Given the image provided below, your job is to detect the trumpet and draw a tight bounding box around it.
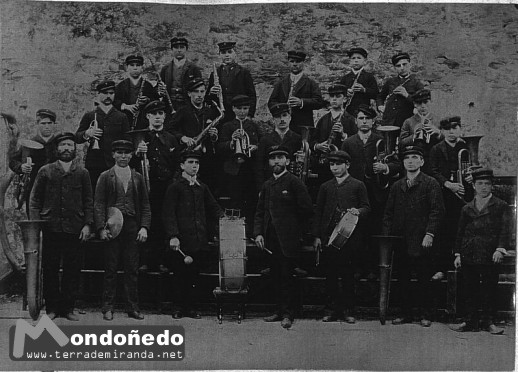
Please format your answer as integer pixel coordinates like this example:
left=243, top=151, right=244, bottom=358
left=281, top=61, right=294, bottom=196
left=89, top=113, right=100, bottom=150
left=454, top=135, right=483, bottom=202
left=233, top=120, right=252, bottom=164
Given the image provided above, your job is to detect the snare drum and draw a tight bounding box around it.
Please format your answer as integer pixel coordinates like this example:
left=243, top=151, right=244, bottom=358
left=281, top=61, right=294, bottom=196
left=328, top=211, right=359, bottom=250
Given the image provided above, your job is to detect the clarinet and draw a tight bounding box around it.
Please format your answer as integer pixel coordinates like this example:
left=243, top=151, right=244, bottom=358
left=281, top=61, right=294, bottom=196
left=131, top=78, right=146, bottom=131
left=343, top=69, right=362, bottom=112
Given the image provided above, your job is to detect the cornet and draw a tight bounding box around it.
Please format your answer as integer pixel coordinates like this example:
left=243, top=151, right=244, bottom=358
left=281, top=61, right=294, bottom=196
left=233, top=120, right=252, bottom=164
left=89, top=113, right=100, bottom=149
left=414, top=117, right=435, bottom=144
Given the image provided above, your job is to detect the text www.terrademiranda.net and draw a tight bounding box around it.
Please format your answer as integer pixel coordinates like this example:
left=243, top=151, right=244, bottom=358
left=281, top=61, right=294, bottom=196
left=24, top=349, right=183, bottom=360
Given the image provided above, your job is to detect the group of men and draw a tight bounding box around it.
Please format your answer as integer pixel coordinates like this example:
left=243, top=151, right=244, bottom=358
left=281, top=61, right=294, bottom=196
left=10, top=39, right=512, bottom=334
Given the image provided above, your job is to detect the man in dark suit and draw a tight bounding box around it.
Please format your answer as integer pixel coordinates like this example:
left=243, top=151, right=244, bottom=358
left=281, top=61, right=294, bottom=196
left=76, top=80, right=131, bottom=190
left=207, top=41, right=257, bottom=122
left=160, top=37, right=203, bottom=110
left=114, top=55, right=161, bottom=130
left=339, top=47, right=379, bottom=116
left=377, top=52, right=425, bottom=128
left=254, top=145, right=313, bottom=329
left=312, top=150, right=370, bottom=323
left=95, top=140, right=151, bottom=321
left=255, top=103, right=302, bottom=191
left=382, top=145, right=445, bottom=327
left=29, top=133, right=93, bottom=321
left=268, top=50, right=325, bottom=134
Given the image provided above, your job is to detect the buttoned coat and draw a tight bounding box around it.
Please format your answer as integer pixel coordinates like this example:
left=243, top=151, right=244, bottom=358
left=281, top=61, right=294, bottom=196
left=113, top=78, right=160, bottom=130
left=268, top=74, right=325, bottom=133
left=160, top=59, right=203, bottom=99
left=339, top=70, right=379, bottom=115
left=312, top=176, right=370, bottom=249
left=30, top=161, right=94, bottom=234
left=254, top=171, right=313, bottom=257
left=455, top=196, right=512, bottom=265
left=382, top=171, right=445, bottom=257
left=162, top=177, right=223, bottom=254
left=94, top=167, right=151, bottom=231
left=309, top=111, right=357, bottom=153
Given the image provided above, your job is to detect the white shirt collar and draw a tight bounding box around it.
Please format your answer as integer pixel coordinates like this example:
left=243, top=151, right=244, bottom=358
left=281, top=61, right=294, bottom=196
left=475, top=193, right=492, bottom=210
left=407, top=170, right=420, bottom=182
left=336, top=173, right=349, bottom=184
left=290, top=72, right=303, bottom=84
left=58, top=160, right=72, bottom=172
left=182, top=171, right=200, bottom=186
left=273, top=169, right=288, bottom=180
left=174, top=58, right=186, bottom=67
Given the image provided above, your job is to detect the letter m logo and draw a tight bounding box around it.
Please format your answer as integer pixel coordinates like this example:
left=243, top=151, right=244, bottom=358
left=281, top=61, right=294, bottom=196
left=12, top=314, right=69, bottom=358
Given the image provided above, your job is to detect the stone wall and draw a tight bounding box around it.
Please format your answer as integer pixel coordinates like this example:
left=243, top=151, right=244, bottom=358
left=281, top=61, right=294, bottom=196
left=1, top=1, right=517, bottom=174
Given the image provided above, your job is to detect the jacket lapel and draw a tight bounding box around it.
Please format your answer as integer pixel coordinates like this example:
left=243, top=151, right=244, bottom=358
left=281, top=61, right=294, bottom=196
left=292, top=74, right=307, bottom=97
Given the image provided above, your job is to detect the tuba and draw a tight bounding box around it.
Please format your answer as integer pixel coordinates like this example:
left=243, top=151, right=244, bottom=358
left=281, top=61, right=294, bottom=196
left=14, top=139, right=44, bottom=210
left=291, top=126, right=318, bottom=183
left=17, top=220, right=46, bottom=320
left=372, top=126, right=400, bottom=189
left=233, top=119, right=252, bottom=164
left=455, top=135, right=483, bottom=202
left=127, top=129, right=150, bottom=192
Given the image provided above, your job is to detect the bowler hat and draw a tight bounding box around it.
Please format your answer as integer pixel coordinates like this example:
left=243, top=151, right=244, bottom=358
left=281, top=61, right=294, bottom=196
left=111, top=140, right=134, bottom=152
left=36, top=108, right=57, bottom=122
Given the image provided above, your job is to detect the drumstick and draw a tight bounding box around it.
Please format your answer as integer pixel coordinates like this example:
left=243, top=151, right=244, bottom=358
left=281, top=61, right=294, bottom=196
left=177, top=247, right=194, bottom=265
left=263, top=247, right=273, bottom=255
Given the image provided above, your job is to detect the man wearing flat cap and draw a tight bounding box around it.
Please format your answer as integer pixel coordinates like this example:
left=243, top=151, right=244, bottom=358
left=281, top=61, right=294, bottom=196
left=254, top=145, right=313, bottom=329
left=207, top=41, right=257, bottom=122
left=114, top=55, right=162, bottom=130
left=268, top=50, right=325, bottom=134
left=131, top=100, right=180, bottom=272
left=339, top=47, right=379, bottom=116
left=382, top=145, right=444, bottom=327
left=76, top=80, right=131, bottom=191
left=160, top=37, right=202, bottom=110
left=94, top=139, right=151, bottom=321
left=377, top=52, right=425, bottom=128
left=312, top=150, right=370, bottom=323
left=449, top=168, right=512, bottom=335
left=10, top=108, right=59, bottom=213
left=255, top=102, right=302, bottom=190
left=30, top=132, right=93, bottom=321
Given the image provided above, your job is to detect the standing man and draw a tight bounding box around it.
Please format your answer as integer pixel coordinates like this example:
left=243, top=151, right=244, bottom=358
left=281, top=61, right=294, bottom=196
left=268, top=50, right=325, bottom=134
left=29, top=133, right=93, bottom=321
left=312, top=150, right=370, bottom=323
left=160, top=37, right=203, bottom=111
left=163, top=150, right=223, bottom=319
left=382, top=146, right=445, bottom=327
left=255, top=103, right=301, bottom=190
left=95, top=140, right=151, bottom=321
left=377, top=52, right=425, bottom=128
left=254, top=145, right=313, bottom=329
left=207, top=41, right=257, bottom=122
left=76, top=80, right=131, bottom=190
left=450, top=168, right=511, bottom=335
left=10, top=109, right=59, bottom=213
left=339, top=47, right=379, bottom=116
left=114, top=55, right=161, bottom=130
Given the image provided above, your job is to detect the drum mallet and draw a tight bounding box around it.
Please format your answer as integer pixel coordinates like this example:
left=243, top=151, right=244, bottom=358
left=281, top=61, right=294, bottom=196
left=177, top=248, right=194, bottom=265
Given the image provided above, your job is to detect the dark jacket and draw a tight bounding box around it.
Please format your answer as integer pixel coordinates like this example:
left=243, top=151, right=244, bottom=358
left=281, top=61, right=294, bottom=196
left=162, top=177, right=223, bottom=254
left=29, top=161, right=93, bottom=234
left=160, top=59, right=202, bottom=101
left=268, top=74, right=325, bottom=133
left=377, top=74, right=424, bottom=128
left=382, top=171, right=445, bottom=257
left=309, top=111, right=357, bottom=154
left=207, top=63, right=257, bottom=117
left=113, top=78, right=160, bottom=130
left=339, top=69, right=379, bottom=115
left=167, top=102, right=219, bottom=144
left=455, top=196, right=512, bottom=265
left=254, top=171, right=313, bottom=257
left=75, top=107, right=131, bottom=169
left=312, top=176, right=370, bottom=249
left=94, top=167, right=151, bottom=231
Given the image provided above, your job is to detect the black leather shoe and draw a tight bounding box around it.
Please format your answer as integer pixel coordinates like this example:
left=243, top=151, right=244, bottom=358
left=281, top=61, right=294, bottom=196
left=449, top=322, right=479, bottom=332
left=184, top=310, right=201, bottom=319
left=281, top=317, right=292, bottom=329
left=103, top=311, right=113, bottom=321
left=322, top=314, right=338, bottom=322
left=344, top=316, right=356, bottom=324
left=128, top=311, right=144, bottom=320
left=392, top=317, right=411, bottom=325
left=172, top=311, right=183, bottom=319
left=263, top=313, right=282, bottom=322
left=487, top=324, right=504, bottom=335
left=293, top=267, right=308, bottom=278
left=66, top=312, right=80, bottom=321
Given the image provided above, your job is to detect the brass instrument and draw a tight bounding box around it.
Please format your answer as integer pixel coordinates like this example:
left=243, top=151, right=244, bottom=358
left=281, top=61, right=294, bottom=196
left=190, top=101, right=225, bottom=152
left=372, top=126, right=400, bottom=189
left=127, top=129, right=150, bottom=192
left=213, top=63, right=225, bottom=115
left=131, top=77, right=147, bottom=131
left=414, top=116, right=435, bottom=144
left=16, top=219, right=46, bottom=320
left=291, top=126, right=318, bottom=183
left=14, top=139, right=44, bottom=210
left=89, top=113, right=100, bottom=150
left=454, top=135, right=483, bottom=202
left=383, top=76, right=411, bottom=107
left=233, top=119, right=252, bottom=164
left=343, top=69, right=362, bottom=112
left=318, top=113, right=342, bottom=165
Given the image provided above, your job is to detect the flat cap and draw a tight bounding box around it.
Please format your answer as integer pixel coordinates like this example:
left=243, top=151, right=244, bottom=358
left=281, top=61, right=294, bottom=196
left=327, top=150, right=351, bottom=163
left=411, top=89, right=431, bottom=103
left=269, top=102, right=290, bottom=117
left=96, top=80, right=116, bottom=93
left=170, top=37, right=188, bottom=48
left=439, top=116, right=462, bottom=129
left=54, top=132, right=76, bottom=145
left=471, top=167, right=493, bottom=181
left=401, top=145, right=424, bottom=157
left=268, top=145, right=290, bottom=157
left=355, top=104, right=377, bottom=119
left=186, top=77, right=205, bottom=92
left=111, top=139, right=134, bottom=152
left=36, top=108, right=57, bottom=122
left=392, top=52, right=411, bottom=65
left=218, top=41, right=236, bottom=52
left=287, top=50, right=306, bottom=62
left=144, top=100, right=166, bottom=114
left=328, top=84, right=347, bottom=95
left=180, top=149, right=202, bottom=161
left=231, top=94, right=251, bottom=107
left=125, top=55, right=144, bottom=65
left=347, top=47, right=368, bottom=58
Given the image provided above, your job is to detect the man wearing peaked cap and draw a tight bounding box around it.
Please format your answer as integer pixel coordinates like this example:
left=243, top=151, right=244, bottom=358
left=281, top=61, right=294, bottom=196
left=76, top=78, right=131, bottom=190
left=340, top=47, right=379, bottom=116
left=451, top=166, right=511, bottom=335
left=160, top=35, right=202, bottom=110
left=208, top=40, right=257, bottom=122
left=9, top=108, right=59, bottom=214
left=95, top=132, right=151, bottom=321
left=269, top=48, right=325, bottom=134
left=382, top=141, right=445, bottom=327
left=29, top=130, right=93, bottom=321
left=114, top=54, right=161, bottom=130
left=377, top=52, right=425, bottom=128
left=268, top=145, right=290, bottom=157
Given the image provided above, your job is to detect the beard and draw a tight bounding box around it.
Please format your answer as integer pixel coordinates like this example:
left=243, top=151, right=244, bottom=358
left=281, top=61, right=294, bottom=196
left=57, top=149, right=76, bottom=162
